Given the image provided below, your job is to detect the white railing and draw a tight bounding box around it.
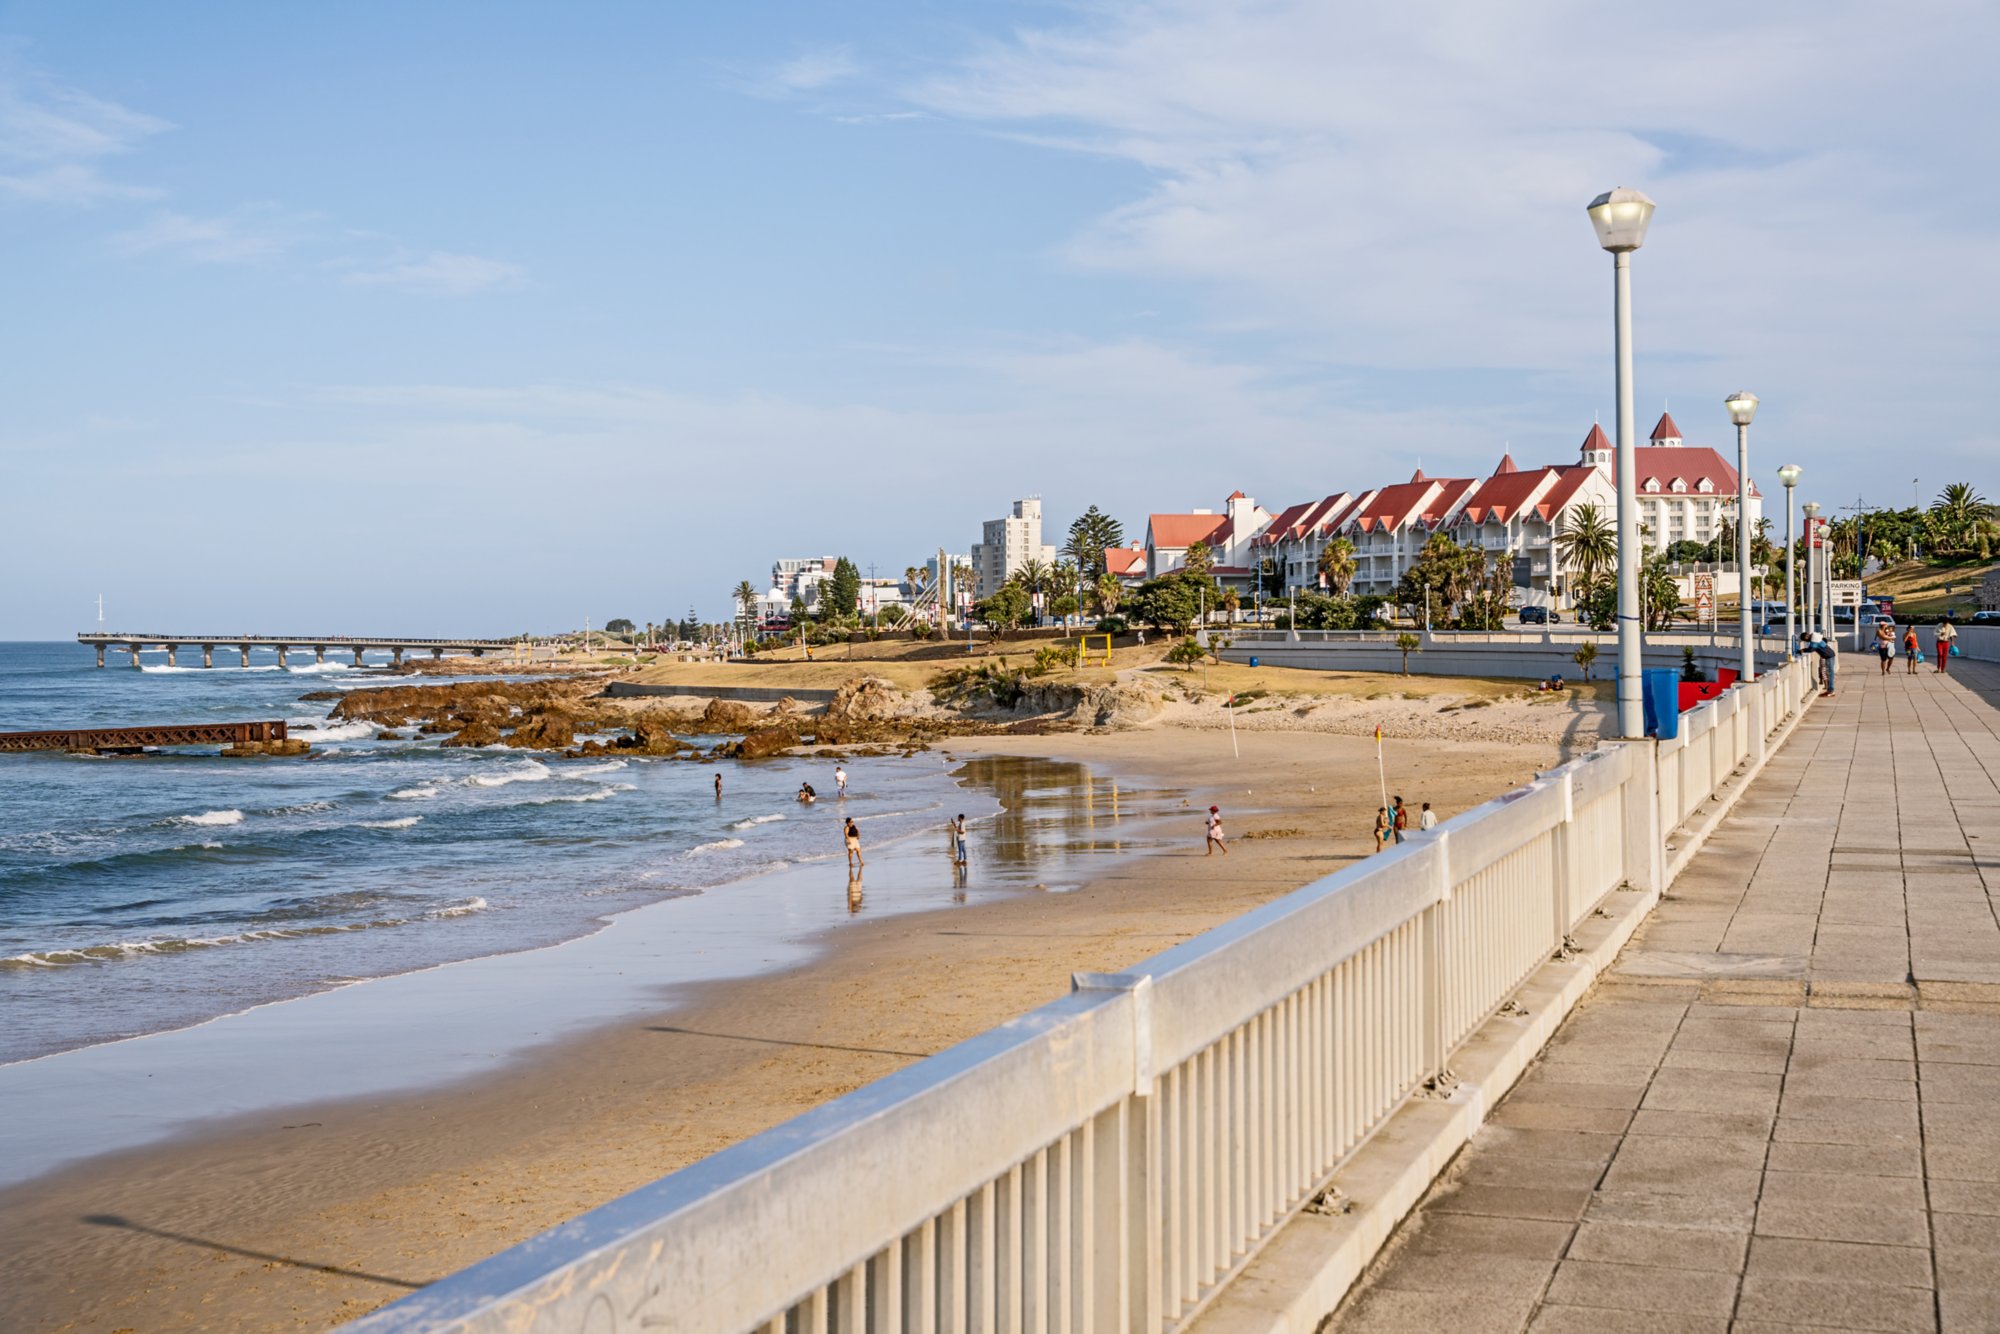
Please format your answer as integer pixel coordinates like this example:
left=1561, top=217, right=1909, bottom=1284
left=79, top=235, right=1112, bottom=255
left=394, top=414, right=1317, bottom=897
left=350, top=660, right=1815, bottom=1334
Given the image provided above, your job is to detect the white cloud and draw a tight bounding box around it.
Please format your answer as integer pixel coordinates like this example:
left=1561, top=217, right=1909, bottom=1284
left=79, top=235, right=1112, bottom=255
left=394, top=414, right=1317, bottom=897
left=0, top=68, right=170, bottom=205
left=749, top=46, right=863, bottom=98
left=110, top=205, right=311, bottom=264
left=342, top=251, right=524, bottom=295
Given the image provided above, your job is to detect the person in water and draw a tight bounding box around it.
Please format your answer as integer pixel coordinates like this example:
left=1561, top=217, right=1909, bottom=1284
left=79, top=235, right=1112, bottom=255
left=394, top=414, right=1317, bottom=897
left=844, top=817, right=863, bottom=869
left=797, top=782, right=817, bottom=803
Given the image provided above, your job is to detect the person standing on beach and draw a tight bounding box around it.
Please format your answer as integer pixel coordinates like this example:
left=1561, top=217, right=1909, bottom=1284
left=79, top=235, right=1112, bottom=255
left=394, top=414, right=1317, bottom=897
left=843, top=817, right=863, bottom=869
left=1419, top=801, right=1437, bottom=831
left=950, top=814, right=968, bottom=867
left=1205, top=805, right=1228, bottom=856
left=1904, top=625, right=1922, bottom=675
left=1373, top=807, right=1389, bottom=852
left=1936, top=617, right=1957, bottom=674
left=834, top=764, right=848, bottom=796
left=1391, top=796, right=1409, bottom=844
left=1876, top=620, right=1896, bottom=675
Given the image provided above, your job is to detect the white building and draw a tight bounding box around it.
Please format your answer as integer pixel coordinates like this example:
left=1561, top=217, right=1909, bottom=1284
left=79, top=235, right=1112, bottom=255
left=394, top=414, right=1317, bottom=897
left=1144, top=491, right=1273, bottom=586
left=1612, top=414, right=1763, bottom=559
left=970, top=498, right=1058, bottom=598
left=771, top=557, right=837, bottom=602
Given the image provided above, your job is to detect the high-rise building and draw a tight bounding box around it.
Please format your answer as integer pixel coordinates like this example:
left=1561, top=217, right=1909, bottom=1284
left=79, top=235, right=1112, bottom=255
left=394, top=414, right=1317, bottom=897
left=970, top=498, right=1058, bottom=598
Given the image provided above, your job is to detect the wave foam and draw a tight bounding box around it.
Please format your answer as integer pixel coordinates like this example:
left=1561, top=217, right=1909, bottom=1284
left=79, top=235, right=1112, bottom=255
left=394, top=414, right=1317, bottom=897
left=687, top=838, right=745, bottom=854
left=176, top=809, right=245, bottom=827
left=728, top=813, right=786, bottom=830
left=264, top=800, right=335, bottom=816
left=360, top=816, right=422, bottom=830
left=467, top=760, right=551, bottom=788
left=563, top=760, right=628, bottom=778
left=387, top=785, right=440, bottom=801
left=5, top=896, right=491, bottom=969
left=292, top=721, right=375, bottom=742
left=425, top=896, right=487, bottom=918
left=527, top=787, right=619, bottom=805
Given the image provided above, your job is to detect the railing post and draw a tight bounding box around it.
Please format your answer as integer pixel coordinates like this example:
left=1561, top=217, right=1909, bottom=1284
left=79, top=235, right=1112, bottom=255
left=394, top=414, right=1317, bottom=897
left=1070, top=973, right=1159, bottom=1333
left=1419, top=831, right=1454, bottom=1093
left=1621, top=741, right=1663, bottom=900
left=1551, top=772, right=1577, bottom=952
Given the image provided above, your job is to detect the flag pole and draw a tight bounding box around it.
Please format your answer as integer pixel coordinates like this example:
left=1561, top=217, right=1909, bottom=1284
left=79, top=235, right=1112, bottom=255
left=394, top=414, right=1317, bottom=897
left=1227, top=693, right=1239, bottom=758
left=1375, top=724, right=1388, bottom=816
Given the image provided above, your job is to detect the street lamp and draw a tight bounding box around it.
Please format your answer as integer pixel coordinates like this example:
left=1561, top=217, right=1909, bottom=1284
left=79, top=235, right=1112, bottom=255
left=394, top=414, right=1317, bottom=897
left=1725, top=392, right=1759, bottom=681
left=1777, top=463, right=1801, bottom=656
left=1802, top=501, right=1821, bottom=649
left=1587, top=187, right=1656, bottom=737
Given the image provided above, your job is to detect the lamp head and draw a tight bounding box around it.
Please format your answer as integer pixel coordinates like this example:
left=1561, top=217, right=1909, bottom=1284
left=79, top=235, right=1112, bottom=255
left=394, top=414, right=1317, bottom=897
left=1802, top=501, right=1820, bottom=518
left=1776, top=463, right=1801, bottom=489
left=1586, top=187, right=1655, bottom=252
left=1724, top=391, right=1759, bottom=427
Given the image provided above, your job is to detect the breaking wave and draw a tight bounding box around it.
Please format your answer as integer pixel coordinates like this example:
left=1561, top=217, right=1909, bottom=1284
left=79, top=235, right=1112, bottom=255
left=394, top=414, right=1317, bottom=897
left=728, top=813, right=786, bottom=830
left=174, top=809, right=245, bottom=827
left=360, top=816, right=422, bottom=830
left=466, top=760, right=551, bottom=788
left=687, top=838, right=745, bottom=854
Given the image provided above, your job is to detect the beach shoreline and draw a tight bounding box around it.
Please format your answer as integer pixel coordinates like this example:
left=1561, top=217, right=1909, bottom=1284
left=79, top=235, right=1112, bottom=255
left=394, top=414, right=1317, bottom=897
left=0, top=723, right=1569, bottom=1332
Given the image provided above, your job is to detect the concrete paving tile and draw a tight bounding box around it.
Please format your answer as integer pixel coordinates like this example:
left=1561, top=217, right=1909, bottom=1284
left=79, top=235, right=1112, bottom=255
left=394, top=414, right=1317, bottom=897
left=1640, top=1066, right=1782, bottom=1117
left=1625, top=1108, right=1775, bottom=1141
left=1919, top=1062, right=2000, bottom=1103
left=1764, top=1138, right=1923, bottom=1178
left=1934, top=1246, right=2000, bottom=1290
left=1754, top=1200, right=1931, bottom=1248
left=1796, top=1008, right=1915, bottom=1031
left=1746, top=1236, right=1933, bottom=1289
left=1373, top=1251, right=1557, bottom=1297
left=1404, top=1212, right=1576, bottom=1261
left=1583, top=1190, right=1757, bottom=1234
left=1929, top=1179, right=2000, bottom=1216
left=1778, top=1093, right=1921, bottom=1130
left=1457, top=1154, right=1605, bottom=1192
left=1735, top=1274, right=1937, bottom=1333
left=1489, top=1102, right=1633, bottom=1134
left=1926, top=1142, right=2000, bottom=1182
left=1470, top=1126, right=1624, bottom=1167
left=1920, top=1101, right=2000, bottom=1144
left=1669, top=1019, right=1795, bottom=1053
left=1758, top=1169, right=1928, bottom=1211
left=1543, top=1259, right=1737, bottom=1317
left=1328, top=1286, right=1536, bottom=1332
left=1506, top=1080, right=1648, bottom=1111
left=1426, top=1182, right=1593, bottom=1223
left=1660, top=1044, right=1791, bottom=1074
left=1685, top=1002, right=1800, bottom=1023
left=1783, top=1073, right=1919, bottom=1103
left=1564, top=1220, right=1746, bottom=1272
left=1526, top=1309, right=1727, bottom=1334
left=1942, top=1288, right=2000, bottom=1334
left=1784, top=1054, right=1919, bottom=1082
left=1935, top=1211, right=2000, bottom=1255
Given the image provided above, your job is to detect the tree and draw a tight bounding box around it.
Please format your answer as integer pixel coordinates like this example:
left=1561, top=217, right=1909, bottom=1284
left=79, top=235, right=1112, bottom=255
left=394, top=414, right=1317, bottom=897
left=1182, top=540, right=1215, bottom=578
left=1127, top=572, right=1205, bottom=636
left=1164, top=638, right=1206, bottom=670
left=1642, top=556, right=1685, bottom=631
left=827, top=558, right=862, bottom=618
left=1395, top=632, right=1422, bottom=676
left=1394, top=534, right=1481, bottom=626
left=1931, top=483, right=1993, bottom=556
left=1572, top=640, right=1599, bottom=681
left=1457, top=556, right=1512, bottom=631
left=1064, top=506, right=1125, bottom=576
left=976, top=582, right=1032, bottom=635
left=733, top=581, right=758, bottom=627
left=604, top=618, right=635, bottom=637
left=1092, top=574, right=1123, bottom=618
left=1316, top=536, right=1357, bottom=597
left=1555, top=503, right=1617, bottom=598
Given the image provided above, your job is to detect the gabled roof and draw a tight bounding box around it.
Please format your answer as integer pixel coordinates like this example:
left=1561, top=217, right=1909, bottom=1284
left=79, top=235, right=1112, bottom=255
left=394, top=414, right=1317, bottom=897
left=1104, top=545, right=1146, bottom=576
left=1650, top=411, right=1683, bottom=442
left=1457, top=466, right=1553, bottom=525
left=1254, top=499, right=1317, bottom=548
left=1625, top=445, right=1760, bottom=498
left=1147, top=512, right=1232, bottom=549
left=1348, top=478, right=1473, bottom=534
left=1533, top=466, right=1602, bottom=520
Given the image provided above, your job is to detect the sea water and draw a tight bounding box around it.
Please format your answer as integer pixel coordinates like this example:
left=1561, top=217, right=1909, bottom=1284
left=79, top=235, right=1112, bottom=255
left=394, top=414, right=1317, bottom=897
left=0, top=642, right=1057, bottom=1064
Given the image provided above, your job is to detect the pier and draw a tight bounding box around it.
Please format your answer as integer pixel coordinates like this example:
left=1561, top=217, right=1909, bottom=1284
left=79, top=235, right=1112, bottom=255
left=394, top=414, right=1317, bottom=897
left=75, top=632, right=520, bottom=669
left=0, top=720, right=291, bottom=754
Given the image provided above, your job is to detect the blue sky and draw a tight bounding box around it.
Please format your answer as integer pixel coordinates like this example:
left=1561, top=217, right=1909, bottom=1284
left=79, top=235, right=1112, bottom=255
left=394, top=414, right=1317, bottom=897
left=2, top=1, right=1993, bottom=637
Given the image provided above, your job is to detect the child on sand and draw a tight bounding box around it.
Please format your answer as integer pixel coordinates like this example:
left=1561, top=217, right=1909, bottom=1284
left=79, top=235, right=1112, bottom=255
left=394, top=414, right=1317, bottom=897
left=1205, top=805, right=1228, bottom=856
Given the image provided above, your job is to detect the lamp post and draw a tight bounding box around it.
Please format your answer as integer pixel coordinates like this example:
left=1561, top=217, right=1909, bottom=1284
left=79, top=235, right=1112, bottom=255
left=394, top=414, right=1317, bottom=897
left=1587, top=187, right=1656, bottom=737
left=1778, top=464, right=1801, bottom=657
left=1803, top=501, right=1821, bottom=649
left=1725, top=392, right=1759, bottom=680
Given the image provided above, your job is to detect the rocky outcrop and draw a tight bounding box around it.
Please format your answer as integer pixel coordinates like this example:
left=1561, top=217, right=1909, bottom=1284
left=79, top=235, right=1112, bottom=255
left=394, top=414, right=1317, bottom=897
left=1071, top=683, right=1165, bottom=728
left=220, top=738, right=312, bottom=757
left=826, top=676, right=914, bottom=722
left=442, top=718, right=503, bottom=748
left=733, top=723, right=803, bottom=760
left=699, top=698, right=760, bottom=731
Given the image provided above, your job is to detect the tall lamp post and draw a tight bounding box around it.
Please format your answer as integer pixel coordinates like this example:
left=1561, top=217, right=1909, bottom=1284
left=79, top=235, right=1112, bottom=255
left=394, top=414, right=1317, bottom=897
left=1587, top=187, right=1656, bottom=737
left=1725, top=392, right=1759, bottom=680
left=1803, top=501, right=1821, bottom=646
left=1777, top=464, right=1801, bottom=657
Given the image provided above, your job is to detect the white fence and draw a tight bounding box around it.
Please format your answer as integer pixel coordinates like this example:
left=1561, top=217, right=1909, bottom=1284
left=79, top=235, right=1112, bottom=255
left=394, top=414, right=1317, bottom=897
left=350, top=659, right=1819, bottom=1334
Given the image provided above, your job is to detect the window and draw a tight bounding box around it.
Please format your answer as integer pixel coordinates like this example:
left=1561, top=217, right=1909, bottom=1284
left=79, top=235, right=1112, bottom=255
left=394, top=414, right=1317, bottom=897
left=1645, top=479, right=1660, bottom=493
left=1670, top=479, right=1687, bottom=494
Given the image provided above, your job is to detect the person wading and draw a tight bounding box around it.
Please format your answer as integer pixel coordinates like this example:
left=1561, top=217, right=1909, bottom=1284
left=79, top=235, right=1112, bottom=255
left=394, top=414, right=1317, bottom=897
left=843, top=817, right=863, bottom=869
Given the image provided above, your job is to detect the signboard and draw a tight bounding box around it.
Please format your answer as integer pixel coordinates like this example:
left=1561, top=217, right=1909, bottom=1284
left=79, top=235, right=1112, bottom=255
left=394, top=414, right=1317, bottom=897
left=1808, top=517, right=1832, bottom=549
left=1693, top=572, right=1715, bottom=620
left=1830, top=580, right=1863, bottom=607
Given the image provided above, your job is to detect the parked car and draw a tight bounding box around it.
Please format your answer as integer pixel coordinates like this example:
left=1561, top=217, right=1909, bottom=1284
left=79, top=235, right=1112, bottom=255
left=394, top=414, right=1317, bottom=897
left=1518, top=606, right=1557, bottom=625
left=1971, top=610, right=2000, bottom=625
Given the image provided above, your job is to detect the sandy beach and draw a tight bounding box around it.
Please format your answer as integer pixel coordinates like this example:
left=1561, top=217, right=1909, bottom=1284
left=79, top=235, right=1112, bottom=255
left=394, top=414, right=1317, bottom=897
left=0, top=716, right=1582, bottom=1332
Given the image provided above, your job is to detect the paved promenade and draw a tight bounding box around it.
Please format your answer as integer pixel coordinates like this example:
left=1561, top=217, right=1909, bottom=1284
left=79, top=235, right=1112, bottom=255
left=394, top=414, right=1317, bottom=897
left=1332, top=658, right=2000, bottom=1332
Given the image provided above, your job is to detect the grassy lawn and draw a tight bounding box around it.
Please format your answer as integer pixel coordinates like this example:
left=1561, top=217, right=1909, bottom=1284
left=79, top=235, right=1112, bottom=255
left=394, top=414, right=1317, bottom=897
left=1862, top=559, right=1996, bottom=614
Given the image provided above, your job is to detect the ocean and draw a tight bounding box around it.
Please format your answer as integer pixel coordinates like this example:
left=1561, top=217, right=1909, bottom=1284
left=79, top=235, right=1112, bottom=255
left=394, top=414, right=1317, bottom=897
left=0, top=642, right=1150, bottom=1070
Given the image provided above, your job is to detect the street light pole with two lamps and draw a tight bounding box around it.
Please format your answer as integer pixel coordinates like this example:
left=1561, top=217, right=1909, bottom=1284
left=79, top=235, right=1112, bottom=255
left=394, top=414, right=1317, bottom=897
left=1587, top=187, right=1656, bottom=738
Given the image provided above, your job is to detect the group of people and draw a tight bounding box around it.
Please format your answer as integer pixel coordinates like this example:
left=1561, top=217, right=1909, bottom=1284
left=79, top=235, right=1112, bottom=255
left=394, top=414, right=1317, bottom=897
left=1804, top=614, right=1961, bottom=698
left=1371, top=796, right=1436, bottom=852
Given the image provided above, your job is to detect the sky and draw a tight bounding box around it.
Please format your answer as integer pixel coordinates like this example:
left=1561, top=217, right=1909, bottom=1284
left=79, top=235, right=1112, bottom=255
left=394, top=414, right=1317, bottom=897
left=2, top=0, right=1994, bottom=638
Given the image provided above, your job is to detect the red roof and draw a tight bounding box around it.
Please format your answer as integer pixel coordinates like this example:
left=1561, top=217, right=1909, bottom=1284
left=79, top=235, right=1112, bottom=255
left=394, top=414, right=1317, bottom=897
left=1581, top=424, right=1611, bottom=456
left=1104, top=545, right=1146, bottom=576
left=1495, top=451, right=1519, bottom=475
left=1458, top=467, right=1551, bottom=525
left=1534, top=466, right=1601, bottom=519
left=1254, top=499, right=1317, bottom=547
left=1225, top=490, right=1246, bottom=501
left=1148, top=513, right=1232, bottom=549
left=1625, top=446, right=1760, bottom=498
left=1349, top=478, right=1472, bottom=533
left=1651, top=412, right=1683, bottom=441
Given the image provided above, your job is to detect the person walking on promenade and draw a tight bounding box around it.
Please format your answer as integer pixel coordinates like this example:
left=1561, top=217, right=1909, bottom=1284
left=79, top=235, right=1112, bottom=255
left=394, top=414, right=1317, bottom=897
left=834, top=764, right=848, bottom=797
left=1391, top=796, right=1409, bottom=844
left=1802, top=631, right=1836, bottom=697
left=1903, top=625, right=1922, bottom=676
left=1373, top=807, right=1389, bottom=852
left=1205, top=805, right=1228, bottom=856
left=1419, top=801, right=1437, bottom=831
left=843, top=817, right=863, bottom=869
left=1936, top=616, right=1958, bottom=674
left=1876, top=619, right=1896, bottom=675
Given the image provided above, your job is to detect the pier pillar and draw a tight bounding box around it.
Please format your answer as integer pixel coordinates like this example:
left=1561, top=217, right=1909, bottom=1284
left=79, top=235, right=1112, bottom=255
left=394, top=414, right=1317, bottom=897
left=432, top=647, right=443, bottom=662
left=353, top=647, right=366, bottom=668
left=392, top=647, right=404, bottom=666
left=96, top=645, right=105, bottom=668
left=239, top=645, right=251, bottom=668
left=315, top=645, right=326, bottom=665
left=129, top=644, right=142, bottom=667
left=165, top=644, right=178, bottom=667
left=202, top=645, right=214, bottom=669
left=274, top=644, right=288, bottom=669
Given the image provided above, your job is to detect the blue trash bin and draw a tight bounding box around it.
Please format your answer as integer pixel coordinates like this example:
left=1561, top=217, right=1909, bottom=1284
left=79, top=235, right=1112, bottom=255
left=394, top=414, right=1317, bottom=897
left=1642, top=667, right=1680, bottom=739
left=1249, top=656, right=1259, bottom=668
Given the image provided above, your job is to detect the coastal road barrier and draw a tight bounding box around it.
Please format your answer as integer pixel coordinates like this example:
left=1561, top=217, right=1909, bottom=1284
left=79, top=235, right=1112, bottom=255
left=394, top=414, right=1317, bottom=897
left=1219, top=628, right=1790, bottom=683
left=0, top=721, right=291, bottom=753
left=75, top=633, right=523, bottom=669
left=346, top=659, right=1818, bottom=1334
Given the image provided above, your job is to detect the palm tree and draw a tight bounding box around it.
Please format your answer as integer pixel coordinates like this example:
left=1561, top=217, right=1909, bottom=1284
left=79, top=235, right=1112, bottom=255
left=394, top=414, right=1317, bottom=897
left=1555, top=503, right=1617, bottom=600
left=1093, top=573, right=1123, bottom=618
left=1316, top=536, right=1357, bottom=597
left=1750, top=519, right=1777, bottom=599
left=732, top=580, right=758, bottom=629
left=1932, top=483, right=1993, bottom=555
